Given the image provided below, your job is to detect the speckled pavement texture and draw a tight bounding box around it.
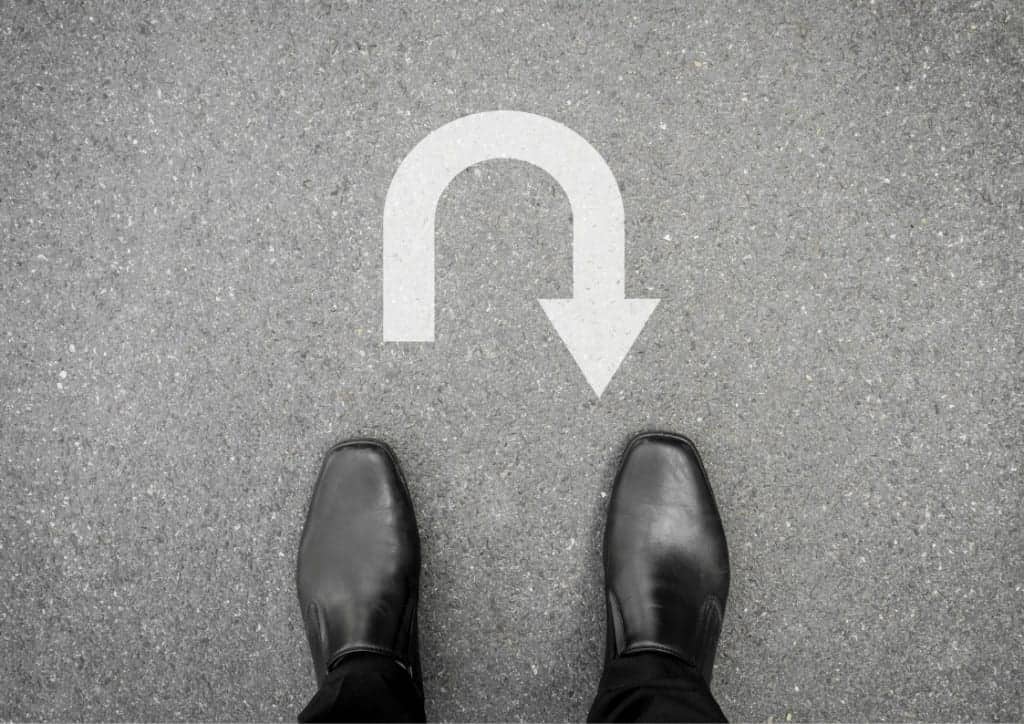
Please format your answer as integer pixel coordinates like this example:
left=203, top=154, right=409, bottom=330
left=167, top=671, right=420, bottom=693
left=2, top=1, right=1022, bottom=721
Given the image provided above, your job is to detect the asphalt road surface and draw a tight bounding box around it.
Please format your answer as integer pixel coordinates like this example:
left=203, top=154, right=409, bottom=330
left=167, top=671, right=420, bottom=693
left=2, top=1, right=1022, bottom=721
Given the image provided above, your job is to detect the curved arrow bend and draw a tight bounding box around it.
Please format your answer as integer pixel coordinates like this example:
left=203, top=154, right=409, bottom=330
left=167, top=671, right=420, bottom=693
left=383, top=110, right=659, bottom=397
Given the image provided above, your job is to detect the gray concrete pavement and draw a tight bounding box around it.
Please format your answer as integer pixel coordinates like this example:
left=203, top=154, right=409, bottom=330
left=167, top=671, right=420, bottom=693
left=2, top=1, right=1022, bottom=720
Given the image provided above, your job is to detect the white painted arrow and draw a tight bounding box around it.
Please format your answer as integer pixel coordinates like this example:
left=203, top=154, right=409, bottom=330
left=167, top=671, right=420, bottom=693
left=383, top=110, right=659, bottom=397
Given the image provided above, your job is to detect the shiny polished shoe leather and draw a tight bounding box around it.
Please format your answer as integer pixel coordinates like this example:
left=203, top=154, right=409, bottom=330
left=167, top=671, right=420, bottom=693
left=296, top=440, right=421, bottom=688
left=603, top=432, right=730, bottom=684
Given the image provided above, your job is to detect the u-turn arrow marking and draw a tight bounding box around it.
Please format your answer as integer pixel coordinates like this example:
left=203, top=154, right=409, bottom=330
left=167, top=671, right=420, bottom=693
left=382, top=110, right=659, bottom=397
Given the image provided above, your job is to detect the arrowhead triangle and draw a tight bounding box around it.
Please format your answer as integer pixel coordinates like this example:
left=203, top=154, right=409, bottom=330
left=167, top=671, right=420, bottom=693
left=538, top=297, right=659, bottom=397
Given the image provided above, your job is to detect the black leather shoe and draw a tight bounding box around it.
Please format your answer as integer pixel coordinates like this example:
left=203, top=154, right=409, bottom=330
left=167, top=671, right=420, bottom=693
left=602, top=432, right=730, bottom=684
left=296, top=439, right=421, bottom=689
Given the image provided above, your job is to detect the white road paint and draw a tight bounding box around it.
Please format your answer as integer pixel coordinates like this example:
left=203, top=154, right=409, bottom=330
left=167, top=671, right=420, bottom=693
left=383, top=110, right=659, bottom=397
